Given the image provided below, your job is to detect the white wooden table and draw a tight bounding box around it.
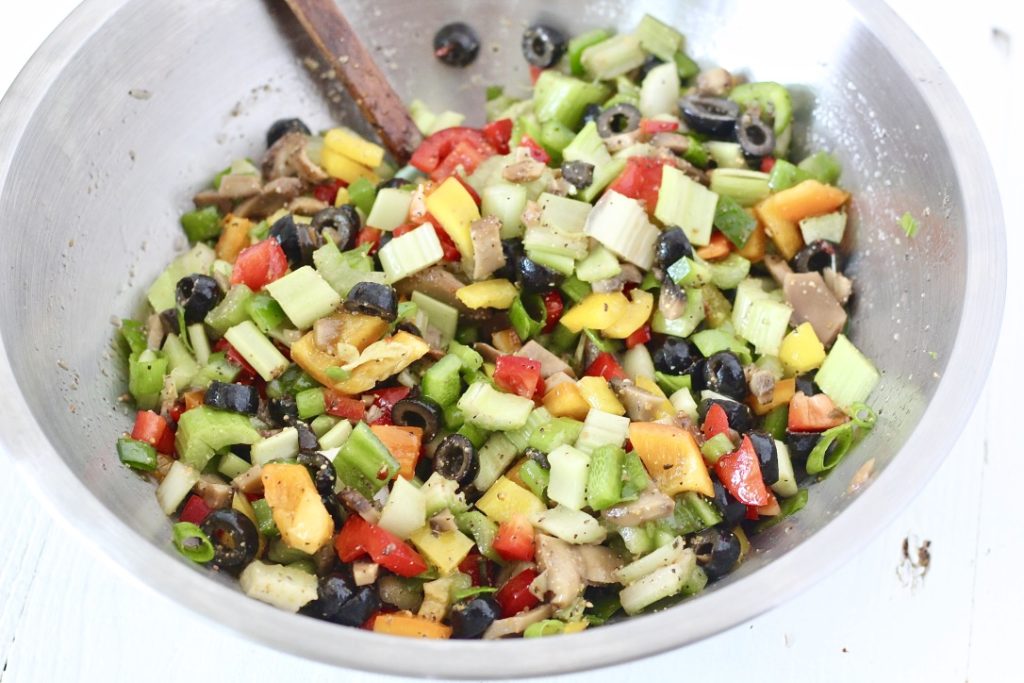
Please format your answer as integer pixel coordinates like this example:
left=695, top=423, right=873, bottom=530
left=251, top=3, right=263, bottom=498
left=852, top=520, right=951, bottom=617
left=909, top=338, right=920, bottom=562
left=1, top=2, right=1019, bottom=681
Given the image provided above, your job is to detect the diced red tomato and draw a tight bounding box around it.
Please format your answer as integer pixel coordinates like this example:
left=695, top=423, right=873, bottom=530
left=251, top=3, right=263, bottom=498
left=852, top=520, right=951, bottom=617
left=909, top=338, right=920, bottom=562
left=701, top=403, right=731, bottom=441
left=492, top=515, right=535, bottom=562
left=495, top=567, right=541, bottom=618
left=313, top=178, right=346, bottom=204
left=640, top=119, right=680, bottom=135
left=608, top=156, right=676, bottom=214
left=179, top=495, right=212, bottom=525
left=454, top=174, right=481, bottom=205
left=787, top=392, right=849, bottom=432
left=324, top=390, right=366, bottom=421
left=760, top=157, right=777, bottom=173
left=355, top=226, right=383, bottom=254
left=493, top=356, right=543, bottom=399
left=528, top=65, right=544, bottom=85
left=368, top=386, right=411, bottom=425
left=410, top=127, right=495, bottom=181
left=213, top=338, right=258, bottom=380
left=333, top=515, right=429, bottom=577
left=458, top=551, right=493, bottom=587
left=230, top=238, right=288, bottom=291
left=518, top=135, right=550, bottom=164
left=584, top=352, right=628, bottom=382
left=481, top=118, right=513, bottom=155
left=625, top=324, right=652, bottom=350
left=432, top=222, right=462, bottom=262
left=131, top=410, right=174, bottom=454
left=541, top=291, right=563, bottom=334
left=714, top=435, right=771, bottom=506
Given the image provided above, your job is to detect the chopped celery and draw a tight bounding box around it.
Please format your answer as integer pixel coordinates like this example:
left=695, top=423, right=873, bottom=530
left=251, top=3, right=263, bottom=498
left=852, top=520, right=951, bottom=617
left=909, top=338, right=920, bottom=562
left=318, top=419, right=353, bottom=450
left=175, top=406, right=261, bottom=471
left=378, top=476, right=427, bottom=539
left=428, top=110, right=466, bottom=134
left=128, top=350, right=167, bottom=410
left=180, top=206, right=221, bottom=243
left=584, top=191, right=659, bottom=269
left=738, top=299, right=792, bottom=356
left=713, top=197, right=757, bottom=249
left=162, top=333, right=199, bottom=391
left=767, top=159, right=812, bottom=192
left=619, top=552, right=695, bottom=615
left=798, top=151, right=842, bottom=185
left=378, top=224, right=444, bottom=283
left=366, top=188, right=413, bottom=231
left=246, top=292, right=287, bottom=334
left=192, top=351, right=241, bottom=389
left=422, top=354, right=463, bottom=406
left=560, top=275, right=592, bottom=304
left=409, top=99, right=437, bottom=135
left=457, top=422, right=490, bottom=450
left=539, top=120, right=576, bottom=162
left=481, top=183, right=528, bottom=239
left=472, top=433, right=519, bottom=491
left=529, top=417, right=585, bottom=454
left=815, top=335, right=880, bottom=409
left=455, top=510, right=501, bottom=562
left=524, top=220, right=589, bottom=260
left=575, top=408, right=630, bottom=455
left=702, top=283, right=733, bottom=328
left=691, top=328, right=751, bottom=364
left=581, top=160, right=625, bottom=203
left=223, top=321, right=289, bottom=381
left=635, top=14, right=684, bottom=61
left=800, top=211, right=847, bottom=244
left=655, top=166, right=719, bottom=247
left=251, top=427, right=299, bottom=466
left=156, top=461, right=201, bottom=515
left=563, top=122, right=612, bottom=168
left=705, top=141, right=746, bottom=169
left=295, top=387, right=326, bottom=419
left=530, top=505, right=606, bottom=545
left=586, top=445, right=625, bottom=511
left=700, top=433, right=733, bottom=463
left=568, top=28, right=613, bottom=76
left=411, top=291, right=459, bottom=346
left=448, top=340, right=483, bottom=372
left=457, top=382, right=534, bottom=431
left=509, top=295, right=544, bottom=341
left=120, top=319, right=148, bottom=355
left=673, top=52, right=700, bottom=80
left=505, top=407, right=553, bottom=452
left=616, top=536, right=687, bottom=585
left=709, top=169, right=771, bottom=208
left=547, top=444, right=591, bottom=510
left=519, top=459, right=551, bottom=500
left=539, top=193, right=593, bottom=235
left=729, top=82, right=793, bottom=135
left=707, top=253, right=752, bottom=290
left=655, top=372, right=691, bottom=395
left=651, top=287, right=704, bottom=338
left=217, top=451, right=251, bottom=480
left=525, top=249, right=575, bottom=276
left=575, top=245, right=622, bottom=283
left=639, top=61, right=680, bottom=118
left=731, top=278, right=773, bottom=332
left=265, top=266, right=342, bottom=330
left=772, top=439, right=798, bottom=497
left=667, top=256, right=711, bottom=288
left=188, top=323, right=211, bottom=365
left=333, top=422, right=398, bottom=496
left=533, top=71, right=611, bottom=129
left=309, top=414, right=340, bottom=438
left=581, top=33, right=646, bottom=80
left=669, top=387, right=698, bottom=420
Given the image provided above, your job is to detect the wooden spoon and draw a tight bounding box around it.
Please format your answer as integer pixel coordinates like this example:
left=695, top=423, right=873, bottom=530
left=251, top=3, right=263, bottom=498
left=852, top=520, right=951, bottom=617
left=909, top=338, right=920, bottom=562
left=283, top=0, right=423, bottom=165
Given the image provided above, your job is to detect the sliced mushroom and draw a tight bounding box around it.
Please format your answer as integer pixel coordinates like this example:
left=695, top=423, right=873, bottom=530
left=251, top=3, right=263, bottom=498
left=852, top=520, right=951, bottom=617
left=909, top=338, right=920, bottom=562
left=696, top=67, right=736, bottom=97
left=262, top=131, right=328, bottom=184
left=483, top=605, right=554, bottom=640
left=763, top=253, right=794, bottom=287
left=429, top=509, right=458, bottom=533
left=195, top=474, right=234, bottom=510
left=604, top=130, right=642, bottom=152
left=823, top=267, right=853, bottom=305
left=217, top=174, right=263, bottom=200
left=352, top=561, right=380, bottom=587
left=745, top=365, right=776, bottom=406
left=472, top=342, right=503, bottom=364
left=338, top=487, right=381, bottom=524
left=288, top=196, right=329, bottom=216
left=542, top=371, right=576, bottom=392
left=535, top=534, right=584, bottom=609
left=576, top=545, right=623, bottom=584
left=658, top=280, right=688, bottom=320
left=394, top=266, right=491, bottom=321
left=515, top=340, right=574, bottom=378
left=192, top=189, right=233, bottom=214
left=783, top=271, right=847, bottom=347
left=602, top=486, right=675, bottom=527
left=469, top=216, right=505, bottom=281
left=231, top=464, right=264, bottom=496
left=611, top=378, right=665, bottom=422
left=520, top=200, right=543, bottom=230
left=502, top=158, right=547, bottom=183
left=234, top=177, right=304, bottom=220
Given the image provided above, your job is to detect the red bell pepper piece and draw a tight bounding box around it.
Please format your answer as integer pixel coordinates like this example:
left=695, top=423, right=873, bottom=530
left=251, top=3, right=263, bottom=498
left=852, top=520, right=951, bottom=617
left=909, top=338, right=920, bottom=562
left=624, top=324, right=652, bottom=350
left=179, top=495, right=212, bottom=525
left=492, top=515, right=535, bottom=562
left=714, top=435, right=771, bottom=506
left=355, top=226, right=383, bottom=254
left=481, top=118, right=513, bottom=154
left=760, top=157, right=777, bottom=173
left=313, top=178, right=346, bottom=204
left=584, top=352, right=628, bottom=382
left=368, top=386, right=411, bottom=425
left=392, top=223, right=416, bottom=238
left=640, top=119, right=680, bottom=135
left=495, top=567, right=541, bottom=618
left=323, top=390, right=366, bottom=421
left=458, top=551, right=494, bottom=587
left=541, top=291, right=563, bottom=333
left=493, top=356, right=543, bottom=399
left=518, top=135, right=550, bottom=164
left=409, top=127, right=495, bottom=181
left=608, top=156, right=676, bottom=213
left=213, top=338, right=258, bottom=379
left=230, top=238, right=289, bottom=291
left=333, top=515, right=429, bottom=577
left=787, top=392, right=849, bottom=432
left=701, top=403, right=731, bottom=441
left=431, top=223, right=462, bottom=262
left=131, top=410, right=174, bottom=455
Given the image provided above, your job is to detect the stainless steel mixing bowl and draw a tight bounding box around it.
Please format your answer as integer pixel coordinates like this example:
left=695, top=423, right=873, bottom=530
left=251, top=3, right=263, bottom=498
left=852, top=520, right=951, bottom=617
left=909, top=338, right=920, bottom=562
left=0, top=0, right=1004, bottom=677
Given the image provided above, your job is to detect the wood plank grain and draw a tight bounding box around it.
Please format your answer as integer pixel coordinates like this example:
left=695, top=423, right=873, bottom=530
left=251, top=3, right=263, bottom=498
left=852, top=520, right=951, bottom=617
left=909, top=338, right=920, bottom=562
left=282, top=0, right=422, bottom=165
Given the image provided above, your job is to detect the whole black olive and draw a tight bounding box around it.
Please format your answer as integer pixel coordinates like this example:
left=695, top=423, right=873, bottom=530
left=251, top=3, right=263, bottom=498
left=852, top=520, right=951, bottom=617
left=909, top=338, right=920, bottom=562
left=517, top=254, right=564, bottom=293
left=266, top=117, right=311, bottom=148
left=561, top=160, right=595, bottom=190
left=493, top=239, right=525, bottom=282
left=581, top=103, right=602, bottom=127
left=652, top=337, right=702, bottom=375
left=396, top=321, right=423, bottom=337
left=433, top=433, right=479, bottom=486
left=679, top=95, right=740, bottom=137
left=795, top=372, right=820, bottom=397
left=524, top=446, right=550, bottom=470
left=689, top=357, right=708, bottom=393
left=392, top=397, right=444, bottom=441
left=654, top=226, right=694, bottom=271
left=175, top=274, right=223, bottom=325
left=702, top=351, right=748, bottom=401
left=298, top=451, right=337, bottom=496
left=321, top=492, right=346, bottom=527
left=434, top=22, right=481, bottom=68
left=203, top=381, right=260, bottom=416
left=309, top=573, right=381, bottom=626
left=736, top=111, right=775, bottom=159
left=638, top=54, right=666, bottom=81
left=785, top=430, right=822, bottom=461
left=596, top=103, right=642, bottom=138
left=698, top=397, right=754, bottom=434
left=747, top=430, right=779, bottom=485
left=793, top=240, right=842, bottom=274
left=521, top=24, right=567, bottom=68
left=270, top=213, right=320, bottom=269
left=711, top=477, right=747, bottom=527
left=692, top=527, right=742, bottom=581
left=200, top=509, right=259, bottom=574
left=311, top=205, right=360, bottom=251
left=268, top=396, right=298, bottom=427
left=450, top=596, right=501, bottom=639
left=344, top=282, right=399, bottom=322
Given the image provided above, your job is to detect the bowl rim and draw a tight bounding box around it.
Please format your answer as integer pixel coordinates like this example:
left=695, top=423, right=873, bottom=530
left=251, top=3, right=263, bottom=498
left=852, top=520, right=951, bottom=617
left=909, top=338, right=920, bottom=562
left=0, top=0, right=1005, bottom=678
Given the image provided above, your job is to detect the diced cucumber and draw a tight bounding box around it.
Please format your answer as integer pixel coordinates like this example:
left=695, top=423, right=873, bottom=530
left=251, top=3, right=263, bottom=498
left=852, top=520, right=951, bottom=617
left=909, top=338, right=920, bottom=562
left=546, top=444, right=591, bottom=511
left=250, top=427, right=299, bottom=466
left=457, top=382, right=534, bottom=431
left=530, top=505, right=606, bottom=545
left=472, top=433, right=519, bottom=492
left=239, top=560, right=318, bottom=613
left=156, top=461, right=201, bottom=515
left=366, top=188, right=413, bottom=231
left=481, top=183, right=529, bottom=239
left=378, top=476, right=427, bottom=539
left=411, top=291, right=459, bottom=346
left=815, top=335, right=880, bottom=409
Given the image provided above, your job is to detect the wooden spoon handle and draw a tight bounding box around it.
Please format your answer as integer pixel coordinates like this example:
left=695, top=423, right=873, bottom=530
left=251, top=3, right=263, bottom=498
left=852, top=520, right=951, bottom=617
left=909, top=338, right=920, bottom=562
left=283, top=0, right=423, bottom=165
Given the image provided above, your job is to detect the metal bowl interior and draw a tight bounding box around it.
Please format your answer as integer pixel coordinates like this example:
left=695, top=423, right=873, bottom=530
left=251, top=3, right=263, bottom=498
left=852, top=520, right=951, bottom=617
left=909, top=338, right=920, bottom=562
left=0, top=0, right=1003, bottom=678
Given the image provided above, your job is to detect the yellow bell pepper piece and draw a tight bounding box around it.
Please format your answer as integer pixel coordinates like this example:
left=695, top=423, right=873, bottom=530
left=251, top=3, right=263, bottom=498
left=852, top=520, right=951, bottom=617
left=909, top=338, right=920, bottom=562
left=542, top=382, right=591, bottom=421
left=628, top=421, right=714, bottom=498
left=748, top=378, right=796, bottom=416
left=324, top=127, right=385, bottom=169
left=425, top=177, right=479, bottom=260
left=408, top=526, right=475, bottom=575
left=373, top=611, right=453, bottom=639
left=779, top=322, right=827, bottom=374
left=576, top=376, right=626, bottom=416
left=634, top=376, right=675, bottom=419
left=261, top=463, right=335, bottom=554
left=333, top=186, right=350, bottom=207
left=559, top=292, right=630, bottom=333
left=563, top=621, right=589, bottom=634
left=289, top=311, right=389, bottom=387
left=333, top=331, right=430, bottom=395
left=455, top=279, right=518, bottom=310
left=602, top=289, right=654, bottom=339
left=321, top=146, right=379, bottom=185
left=476, top=476, right=546, bottom=523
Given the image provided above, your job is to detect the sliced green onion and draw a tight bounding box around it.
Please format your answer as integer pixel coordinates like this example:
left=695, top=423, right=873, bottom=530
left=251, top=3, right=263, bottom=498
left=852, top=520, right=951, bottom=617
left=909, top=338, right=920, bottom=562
left=849, top=402, right=878, bottom=429
left=700, top=433, right=734, bottom=464
left=805, top=423, right=855, bottom=475
left=899, top=211, right=920, bottom=238
left=172, top=522, right=215, bottom=563
left=252, top=498, right=279, bottom=537
left=524, top=619, right=566, bottom=638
